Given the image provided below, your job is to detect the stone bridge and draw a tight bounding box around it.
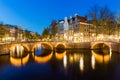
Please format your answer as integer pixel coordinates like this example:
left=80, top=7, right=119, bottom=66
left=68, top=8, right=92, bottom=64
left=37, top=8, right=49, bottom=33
left=9, top=41, right=67, bottom=52
left=0, top=41, right=119, bottom=54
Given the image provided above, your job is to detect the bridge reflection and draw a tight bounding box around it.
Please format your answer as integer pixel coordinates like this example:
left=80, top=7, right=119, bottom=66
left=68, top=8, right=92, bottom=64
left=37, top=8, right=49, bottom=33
left=55, top=50, right=66, bottom=60
left=61, top=49, right=112, bottom=72
left=10, top=45, right=29, bottom=67
left=91, top=55, right=95, bottom=69
left=91, top=48, right=112, bottom=64
left=79, top=56, right=84, bottom=71
left=32, top=46, right=53, bottom=63
left=10, top=54, right=29, bottom=67
left=10, top=45, right=25, bottom=58
left=63, top=54, right=67, bottom=69
left=9, top=44, right=113, bottom=71
left=32, top=52, right=53, bottom=63
left=68, top=53, right=84, bottom=71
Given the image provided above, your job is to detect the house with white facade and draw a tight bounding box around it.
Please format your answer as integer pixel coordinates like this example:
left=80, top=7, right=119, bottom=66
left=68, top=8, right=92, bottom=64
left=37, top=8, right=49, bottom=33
left=57, top=14, right=96, bottom=42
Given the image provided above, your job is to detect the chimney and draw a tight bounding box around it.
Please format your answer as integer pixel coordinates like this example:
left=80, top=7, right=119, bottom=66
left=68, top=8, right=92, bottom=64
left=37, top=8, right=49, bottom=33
left=75, top=13, right=78, bottom=17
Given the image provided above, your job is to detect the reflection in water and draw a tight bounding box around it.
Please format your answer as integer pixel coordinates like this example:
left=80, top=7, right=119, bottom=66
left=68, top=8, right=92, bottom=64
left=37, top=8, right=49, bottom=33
left=10, top=45, right=24, bottom=58
left=69, top=53, right=81, bottom=63
left=16, top=46, right=24, bottom=57
left=1, top=48, right=119, bottom=80
left=33, top=52, right=53, bottom=63
left=92, top=50, right=111, bottom=64
left=74, top=54, right=79, bottom=62
left=10, top=45, right=29, bottom=67
left=34, top=44, right=42, bottom=56
left=91, top=55, right=95, bottom=70
left=69, top=55, right=74, bottom=63
left=10, top=54, right=29, bottom=67
left=55, top=50, right=66, bottom=60
left=63, top=55, right=67, bottom=69
left=79, top=56, right=84, bottom=72
left=110, top=48, right=112, bottom=59
left=62, top=49, right=112, bottom=73
left=33, top=45, right=53, bottom=63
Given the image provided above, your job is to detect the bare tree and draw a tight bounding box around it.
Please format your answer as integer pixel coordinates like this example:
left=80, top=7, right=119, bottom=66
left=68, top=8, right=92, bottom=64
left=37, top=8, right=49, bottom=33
left=50, top=20, right=58, bottom=39
left=87, top=5, right=100, bottom=40
left=87, top=5, right=115, bottom=38
left=42, top=27, right=50, bottom=39
left=116, top=10, right=120, bottom=24
left=99, top=6, right=115, bottom=35
left=115, top=10, right=120, bottom=39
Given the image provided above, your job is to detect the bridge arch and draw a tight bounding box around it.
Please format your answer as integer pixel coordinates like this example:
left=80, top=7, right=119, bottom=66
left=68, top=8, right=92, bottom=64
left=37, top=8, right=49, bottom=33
left=9, top=43, right=30, bottom=53
left=91, top=42, right=112, bottom=50
left=32, top=42, right=53, bottom=52
left=55, top=42, right=66, bottom=49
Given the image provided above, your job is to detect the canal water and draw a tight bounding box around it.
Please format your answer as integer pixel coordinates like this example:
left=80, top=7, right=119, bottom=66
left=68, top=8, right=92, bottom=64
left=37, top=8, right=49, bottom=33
left=0, top=45, right=120, bottom=80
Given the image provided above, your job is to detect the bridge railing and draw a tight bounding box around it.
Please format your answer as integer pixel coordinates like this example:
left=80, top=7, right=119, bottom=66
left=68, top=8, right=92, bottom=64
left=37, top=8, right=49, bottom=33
left=0, top=38, right=120, bottom=45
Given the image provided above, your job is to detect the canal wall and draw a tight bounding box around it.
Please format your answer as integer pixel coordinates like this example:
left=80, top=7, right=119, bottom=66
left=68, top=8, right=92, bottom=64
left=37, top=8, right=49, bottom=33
left=111, top=42, right=120, bottom=53
left=66, top=42, right=91, bottom=49
left=0, top=44, right=10, bottom=55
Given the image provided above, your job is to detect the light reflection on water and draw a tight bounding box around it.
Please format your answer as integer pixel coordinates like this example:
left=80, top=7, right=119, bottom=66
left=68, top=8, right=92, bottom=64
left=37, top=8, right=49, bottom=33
left=9, top=45, right=112, bottom=68
left=34, top=44, right=42, bottom=56
left=79, top=56, right=84, bottom=71
left=9, top=45, right=29, bottom=67
left=91, top=55, right=95, bottom=70
left=92, top=49, right=112, bottom=64
left=10, top=45, right=24, bottom=58
left=63, top=54, right=67, bottom=69
left=10, top=54, right=29, bottom=67
left=0, top=46, right=120, bottom=80
left=55, top=50, right=66, bottom=60
left=32, top=52, right=53, bottom=63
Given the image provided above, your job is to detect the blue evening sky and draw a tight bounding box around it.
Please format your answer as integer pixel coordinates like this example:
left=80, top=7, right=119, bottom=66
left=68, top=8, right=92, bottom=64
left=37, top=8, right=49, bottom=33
left=0, top=0, right=120, bottom=34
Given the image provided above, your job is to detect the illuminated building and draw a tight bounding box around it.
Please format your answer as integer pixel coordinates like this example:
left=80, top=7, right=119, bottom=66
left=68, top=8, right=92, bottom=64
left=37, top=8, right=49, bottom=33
left=2, top=25, right=23, bottom=41
left=57, top=14, right=96, bottom=42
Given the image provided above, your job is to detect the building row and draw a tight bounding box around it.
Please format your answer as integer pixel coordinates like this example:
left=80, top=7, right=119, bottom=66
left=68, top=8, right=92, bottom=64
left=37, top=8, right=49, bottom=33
left=57, top=14, right=96, bottom=42
left=0, top=24, right=36, bottom=42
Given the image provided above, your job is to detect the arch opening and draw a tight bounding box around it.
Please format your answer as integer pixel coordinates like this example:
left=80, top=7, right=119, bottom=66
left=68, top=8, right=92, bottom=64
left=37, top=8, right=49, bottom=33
left=34, top=47, right=52, bottom=57
left=56, top=43, right=66, bottom=50
left=10, top=45, right=29, bottom=58
left=41, top=43, right=53, bottom=50
left=91, top=42, right=111, bottom=55
left=32, top=42, right=53, bottom=52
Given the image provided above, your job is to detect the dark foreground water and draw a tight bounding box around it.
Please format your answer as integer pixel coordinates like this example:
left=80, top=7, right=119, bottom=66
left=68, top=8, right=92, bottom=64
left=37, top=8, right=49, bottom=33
left=0, top=47, right=120, bottom=80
